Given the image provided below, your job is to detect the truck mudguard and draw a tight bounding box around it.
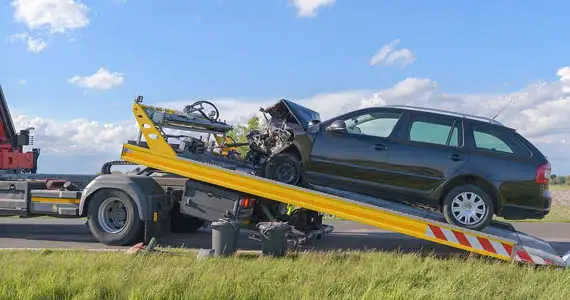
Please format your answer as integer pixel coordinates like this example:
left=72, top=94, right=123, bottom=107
left=79, top=174, right=167, bottom=221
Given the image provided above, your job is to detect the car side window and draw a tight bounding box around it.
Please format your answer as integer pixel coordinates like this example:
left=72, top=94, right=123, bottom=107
left=469, top=123, right=533, bottom=157
left=473, top=130, right=514, bottom=154
left=408, top=118, right=460, bottom=147
left=343, top=112, right=401, bottom=138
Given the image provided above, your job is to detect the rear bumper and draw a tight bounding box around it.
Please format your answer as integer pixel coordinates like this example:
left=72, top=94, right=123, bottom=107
left=499, top=187, right=552, bottom=220
left=500, top=205, right=550, bottom=220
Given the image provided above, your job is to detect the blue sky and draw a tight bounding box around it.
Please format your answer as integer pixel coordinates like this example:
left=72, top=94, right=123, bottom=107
left=2, top=0, right=570, bottom=173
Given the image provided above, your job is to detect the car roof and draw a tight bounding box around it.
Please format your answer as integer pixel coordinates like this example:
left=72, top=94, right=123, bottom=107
left=382, top=105, right=506, bottom=127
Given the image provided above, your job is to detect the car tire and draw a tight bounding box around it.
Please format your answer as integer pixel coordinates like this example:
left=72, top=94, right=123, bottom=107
left=87, top=189, right=144, bottom=246
left=442, top=184, right=494, bottom=231
left=264, top=152, right=302, bottom=185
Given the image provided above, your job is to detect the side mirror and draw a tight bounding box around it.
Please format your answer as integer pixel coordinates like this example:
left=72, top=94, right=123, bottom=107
left=326, top=120, right=347, bottom=134
left=308, top=120, right=321, bottom=127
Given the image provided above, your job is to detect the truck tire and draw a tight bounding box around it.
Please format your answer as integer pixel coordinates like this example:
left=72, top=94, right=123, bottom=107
left=442, top=184, right=494, bottom=231
left=87, top=189, right=144, bottom=246
left=170, top=203, right=206, bottom=233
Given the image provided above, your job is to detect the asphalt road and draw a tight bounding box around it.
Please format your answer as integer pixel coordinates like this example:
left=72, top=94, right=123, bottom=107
left=1, top=218, right=569, bottom=256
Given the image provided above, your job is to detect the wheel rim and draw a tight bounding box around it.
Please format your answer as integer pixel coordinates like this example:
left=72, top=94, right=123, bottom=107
left=451, top=192, right=487, bottom=225
left=97, top=197, right=129, bottom=234
left=275, top=161, right=297, bottom=184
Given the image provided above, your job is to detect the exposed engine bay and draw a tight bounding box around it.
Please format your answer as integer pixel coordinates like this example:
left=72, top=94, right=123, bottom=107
left=243, top=120, right=295, bottom=167
left=243, top=99, right=320, bottom=169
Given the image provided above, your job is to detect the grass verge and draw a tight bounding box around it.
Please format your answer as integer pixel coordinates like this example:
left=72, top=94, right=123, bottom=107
left=0, top=250, right=568, bottom=300
left=499, top=205, right=570, bottom=223
left=549, top=184, right=570, bottom=190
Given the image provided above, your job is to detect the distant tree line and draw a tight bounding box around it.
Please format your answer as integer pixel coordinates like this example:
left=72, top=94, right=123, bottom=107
left=550, top=174, right=570, bottom=185
left=226, top=116, right=262, bottom=154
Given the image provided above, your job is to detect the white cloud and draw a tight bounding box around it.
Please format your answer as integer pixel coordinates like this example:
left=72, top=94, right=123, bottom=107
left=8, top=0, right=89, bottom=52
left=68, top=68, right=125, bottom=90
left=13, top=114, right=138, bottom=157
left=7, top=32, right=28, bottom=41
left=7, top=32, right=48, bottom=53
left=370, top=39, right=416, bottom=67
left=385, top=49, right=416, bottom=67
left=12, top=66, right=570, bottom=173
left=11, top=0, right=90, bottom=34
left=26, top=36, right=47, bottom=52
left=290, top=0, right=335, bottom=17
left=557, top=66, right=570, bottom=93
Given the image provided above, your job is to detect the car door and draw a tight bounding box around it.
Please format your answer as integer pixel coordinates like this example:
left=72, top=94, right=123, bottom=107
left=384, top=112, right=471, bottom=204
left=304, top=108, right=406, bottom=197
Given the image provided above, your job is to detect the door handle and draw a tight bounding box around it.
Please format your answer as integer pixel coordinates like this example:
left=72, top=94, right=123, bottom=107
left=448, top=154, right=463, bottom=161
left=373, top=144, right=387, bottom=151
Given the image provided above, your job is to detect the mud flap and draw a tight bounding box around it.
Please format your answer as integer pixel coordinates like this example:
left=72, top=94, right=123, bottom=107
left=143, top=194, right=174, bottom=244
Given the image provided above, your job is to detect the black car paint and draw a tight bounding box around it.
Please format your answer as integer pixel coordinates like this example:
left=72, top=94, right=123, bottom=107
left=278, top=103, right=551, bottom=220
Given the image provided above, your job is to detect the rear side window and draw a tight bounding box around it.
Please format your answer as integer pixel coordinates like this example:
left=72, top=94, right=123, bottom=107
left=473, top=131, right=513, bottom=153
left=471, top=124, right=532, bottom=157
left=407, top=114, right=461, bottom=147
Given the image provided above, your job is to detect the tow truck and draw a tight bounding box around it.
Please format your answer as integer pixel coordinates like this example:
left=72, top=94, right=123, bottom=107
left=0, top=85, right=568, bottom=268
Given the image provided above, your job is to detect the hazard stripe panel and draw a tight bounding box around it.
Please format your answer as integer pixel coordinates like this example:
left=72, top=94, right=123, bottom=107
left=514, top=250, right=556, bottom=266
left=425, top=224, right=513, bottom=259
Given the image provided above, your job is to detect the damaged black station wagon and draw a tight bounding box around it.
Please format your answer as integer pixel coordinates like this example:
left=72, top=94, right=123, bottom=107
left=245, top=99, right=552, bottom=230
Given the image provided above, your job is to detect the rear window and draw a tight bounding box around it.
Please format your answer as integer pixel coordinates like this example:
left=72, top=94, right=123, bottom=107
left=471, top=124, right=532, bottom=157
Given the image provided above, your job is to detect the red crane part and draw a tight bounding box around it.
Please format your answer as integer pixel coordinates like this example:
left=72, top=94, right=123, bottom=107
left=0, top=85, right=39, bottom=173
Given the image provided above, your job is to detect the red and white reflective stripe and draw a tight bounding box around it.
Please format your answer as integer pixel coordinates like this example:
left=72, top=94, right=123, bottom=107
left=514, top=250, right=555, bottom=265
left=425, top=224, right=513, bottom=258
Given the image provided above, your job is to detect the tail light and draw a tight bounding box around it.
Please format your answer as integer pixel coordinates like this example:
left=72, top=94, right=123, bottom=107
left=239, top=197, right=256, bottom=208
left=536, top=162, right=551, bottom=184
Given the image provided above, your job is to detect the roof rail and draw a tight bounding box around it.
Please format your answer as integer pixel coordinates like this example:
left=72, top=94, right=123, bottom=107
left=385, top=105, right=504, bottom=126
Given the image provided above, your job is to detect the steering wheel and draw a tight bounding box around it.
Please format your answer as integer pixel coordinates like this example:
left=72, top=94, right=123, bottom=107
left=183, top=100, right=220, bottom=121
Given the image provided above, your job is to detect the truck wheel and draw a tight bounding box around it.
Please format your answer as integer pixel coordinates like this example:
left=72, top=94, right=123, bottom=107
left=442, top=184, right=494, bottom=231
left=170, top=203, right=206, bottom=233
left=87, top=189, right=143, bottom=246
left=265, top=152, right=301, bottom=185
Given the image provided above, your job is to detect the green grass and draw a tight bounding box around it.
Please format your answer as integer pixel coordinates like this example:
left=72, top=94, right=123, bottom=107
left=0, top=250, right=568, bottom=300
left=499, top=205, right=570, bottom=223
left=549, top=184, right=570, bottom=190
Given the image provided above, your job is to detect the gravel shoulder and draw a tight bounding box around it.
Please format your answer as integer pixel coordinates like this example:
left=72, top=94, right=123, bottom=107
left=550, top=187, right=570, bottom=206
